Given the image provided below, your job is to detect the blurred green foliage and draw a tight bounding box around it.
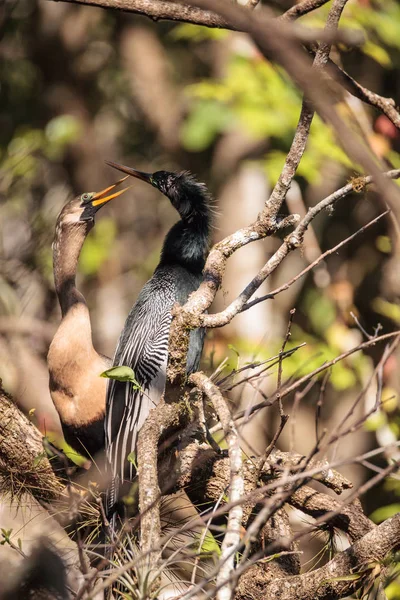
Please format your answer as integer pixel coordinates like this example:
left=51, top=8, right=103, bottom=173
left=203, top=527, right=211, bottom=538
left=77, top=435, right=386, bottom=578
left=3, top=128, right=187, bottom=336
left=178, top=0, right=400, bottom=184
left=1, top=116, right=82, bottom=193
left=182, top=53, right=356, bottom=179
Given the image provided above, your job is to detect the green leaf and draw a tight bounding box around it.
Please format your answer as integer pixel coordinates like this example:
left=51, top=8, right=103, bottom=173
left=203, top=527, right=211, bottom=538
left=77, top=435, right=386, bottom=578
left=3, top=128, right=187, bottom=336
left=101, top=366, right=141, bottom=390
left=365, top=411, right=387, bottom=432
left=372, top=298, right=400, bottom=325
left=127, top=451, right=137, bottom=467
left=227, top=344, right=240, bottom=357
left=319, top=573, right=361, bottom=586
left=171, top=23, right=227, bottom=42
left=376, top=235, right=392, bottom=254
left=33, top=452, right=47, bottom=467
left=45, top=115, right=82, bottom=159
left=1, top=529, right=12, bottom=543
left=259, top=551, right=293, bottom=564
left=370, top=503, right=400, bottom=524
left=386, top=580, right=400, bottom=600
left=363, top=40, right=391, bottom=66
left=181, top=100, right=233, bottom=152
left=193, top=529, right=221, bottom=557
left=330, top=364, right=357, bottom=391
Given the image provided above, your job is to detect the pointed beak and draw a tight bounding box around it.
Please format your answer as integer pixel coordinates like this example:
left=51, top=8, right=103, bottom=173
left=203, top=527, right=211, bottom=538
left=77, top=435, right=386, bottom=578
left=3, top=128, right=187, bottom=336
left=91, top=175, right=131, bottom=207
left=105, top=160, right=153, bottom=184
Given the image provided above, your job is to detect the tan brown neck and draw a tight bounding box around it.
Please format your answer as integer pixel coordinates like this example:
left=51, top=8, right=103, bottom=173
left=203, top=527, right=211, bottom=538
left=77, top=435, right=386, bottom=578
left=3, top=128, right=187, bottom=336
left=53, top=222, right=89, bottom=317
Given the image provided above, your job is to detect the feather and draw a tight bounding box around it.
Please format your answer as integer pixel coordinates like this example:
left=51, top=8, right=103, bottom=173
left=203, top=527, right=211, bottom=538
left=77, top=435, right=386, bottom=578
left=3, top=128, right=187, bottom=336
left=105, top=265, right=203, bottom=512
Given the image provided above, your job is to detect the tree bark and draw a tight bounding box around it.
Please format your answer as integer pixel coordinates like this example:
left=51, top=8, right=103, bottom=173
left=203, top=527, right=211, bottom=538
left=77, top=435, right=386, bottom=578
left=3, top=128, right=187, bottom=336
left=0, top=381, right=63, bottom=503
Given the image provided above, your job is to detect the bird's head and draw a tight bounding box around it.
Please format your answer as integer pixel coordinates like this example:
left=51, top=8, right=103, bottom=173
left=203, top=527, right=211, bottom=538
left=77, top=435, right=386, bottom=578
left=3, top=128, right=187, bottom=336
left=56, top=177, right=130, bottom=231
left=105, top=161, right=210, bottom=223
left=79, top=176, right=130, bottom=222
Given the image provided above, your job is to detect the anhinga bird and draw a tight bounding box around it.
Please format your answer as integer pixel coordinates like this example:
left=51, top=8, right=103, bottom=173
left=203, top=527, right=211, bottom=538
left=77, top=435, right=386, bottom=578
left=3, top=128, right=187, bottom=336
left=105, top=160, right=212, bottom=512
left=47, top=178, right=129, bottom=458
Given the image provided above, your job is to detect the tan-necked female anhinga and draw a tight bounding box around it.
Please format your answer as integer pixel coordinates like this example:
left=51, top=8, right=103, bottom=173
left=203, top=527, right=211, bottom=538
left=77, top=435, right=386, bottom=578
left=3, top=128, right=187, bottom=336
left=104, top=161, right=212, bottom=515
left=47, top=178, right=129, bottom=458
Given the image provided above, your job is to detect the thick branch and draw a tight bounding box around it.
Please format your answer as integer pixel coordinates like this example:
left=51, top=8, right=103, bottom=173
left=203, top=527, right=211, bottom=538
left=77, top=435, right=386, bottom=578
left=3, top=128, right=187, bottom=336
left=0, top=381, right=63, bottom=503
left=282, top=0, right=331, bottom=20
left=50, top=0, right=361, bottom=44
left=172, top=444, right=352, bottom=514
left=261, top=513, right=400, bottom=600
left=288, top=486, right=374, bottom=543
left=55, top=0, right=232, bottom=29
left=137, top=399, right=184, bottom=579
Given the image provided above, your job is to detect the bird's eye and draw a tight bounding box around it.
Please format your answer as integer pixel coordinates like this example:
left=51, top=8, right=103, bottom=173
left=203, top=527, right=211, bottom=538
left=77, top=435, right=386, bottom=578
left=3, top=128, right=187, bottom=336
left=81, top=193, right=91, bottom=202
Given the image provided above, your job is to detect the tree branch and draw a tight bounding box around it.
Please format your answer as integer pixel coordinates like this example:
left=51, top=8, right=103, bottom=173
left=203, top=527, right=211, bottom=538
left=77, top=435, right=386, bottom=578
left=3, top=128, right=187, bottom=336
left=282, top=0, right=331, bottom=20
left=50, top=0, right=362, bottom=46
left=190, top=372, right=244, bottom=600
left=0, top=381, right=63, bottom=503
left=328, top=60, right=400, bottom=130
left=243, top=210, right=389, bottom=311
left=288, top=486, right=374, bottom=543
left=201, top=170, right=399, bottom=329
left=136, top=399, right=185, bottom=586
left=53, top=0, right=232, bottom=29
left=262, top=513, right=400, bottom=600
left=223, top=330, right=400, bottom=427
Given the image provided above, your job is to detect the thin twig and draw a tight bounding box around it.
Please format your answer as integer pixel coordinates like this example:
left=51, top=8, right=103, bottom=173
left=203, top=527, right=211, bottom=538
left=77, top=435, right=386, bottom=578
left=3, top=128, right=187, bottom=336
left=215, top=330, right=400, bottom=430
left=189, top=372, right=243, bottom=600
left=243, top=210, right=390, bottom=311
left=277, top=309, right=296, bottom=416
left=315, top=372, right=329, bottom=444
left=281, top=0, right=331, bottom=20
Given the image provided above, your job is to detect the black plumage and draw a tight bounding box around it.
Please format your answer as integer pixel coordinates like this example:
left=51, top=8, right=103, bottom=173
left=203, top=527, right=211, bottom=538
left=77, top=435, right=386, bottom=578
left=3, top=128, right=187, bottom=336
left=104, top=163, right=212, bottom=512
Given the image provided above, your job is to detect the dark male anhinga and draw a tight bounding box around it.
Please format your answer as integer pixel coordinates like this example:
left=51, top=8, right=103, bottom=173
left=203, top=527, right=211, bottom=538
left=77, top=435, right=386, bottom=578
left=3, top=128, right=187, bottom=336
left=47, top=178, right=129, bottom=458
left=105, top=160, right=212, bottom=512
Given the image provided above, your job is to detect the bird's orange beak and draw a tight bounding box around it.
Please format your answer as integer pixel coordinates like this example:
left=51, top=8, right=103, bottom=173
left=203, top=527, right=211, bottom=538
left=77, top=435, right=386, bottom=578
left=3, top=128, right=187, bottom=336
left=91, top=175, right=131, bottom=207
left=105, top=160, right=153, bottom=184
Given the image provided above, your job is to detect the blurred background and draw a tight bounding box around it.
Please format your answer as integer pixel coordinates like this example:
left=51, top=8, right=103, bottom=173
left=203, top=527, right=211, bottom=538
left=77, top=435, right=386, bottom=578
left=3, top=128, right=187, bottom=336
left=1, top=0, right=400, bottom=585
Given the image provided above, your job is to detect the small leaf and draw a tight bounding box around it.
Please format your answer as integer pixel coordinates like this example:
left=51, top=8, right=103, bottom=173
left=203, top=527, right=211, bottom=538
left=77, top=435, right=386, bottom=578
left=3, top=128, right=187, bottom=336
left=372, top=298, right=400, bottom=325
left=259, top=551, right=296, bottom=564
left=122, top=494, right=135, bottom=506
left=33, top=452, right=47, bottom=467
left=127, top=452, right=137, bottom=468
left=28, top=408, right=36, bottom=419
left=101, top=366, right=141, bottom=390
left=227, top=344, right=240, bottom=357
left=319, top=573, right=361, bottom=586
left=370, top=503, right=400, bottom=524
left=376, top=235, right=392, bottom=254
left=1, top=529, right=12, bottom=543
left=362, top=40, right=391, bottom=67
left=193, top=529, right=221, bottom=557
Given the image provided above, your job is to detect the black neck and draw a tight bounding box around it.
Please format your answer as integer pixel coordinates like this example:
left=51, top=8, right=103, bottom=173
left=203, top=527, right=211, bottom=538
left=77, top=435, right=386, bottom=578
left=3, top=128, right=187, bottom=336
left=159, top=204, right=211, bottom=274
